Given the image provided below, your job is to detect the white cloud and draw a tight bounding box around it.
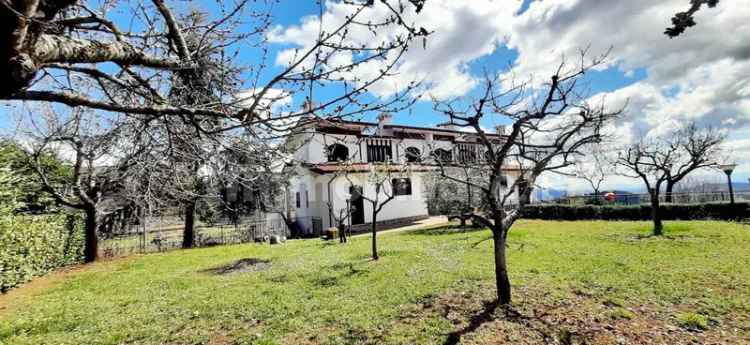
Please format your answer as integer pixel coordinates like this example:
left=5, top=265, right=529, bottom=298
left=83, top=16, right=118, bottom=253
left=272, top=0, right=750, bottom=189
left=505, top=0, right=750, bottom=143
left=270, top=0, right=519, bottom=100
left=236, top=88, right=292, bottom=113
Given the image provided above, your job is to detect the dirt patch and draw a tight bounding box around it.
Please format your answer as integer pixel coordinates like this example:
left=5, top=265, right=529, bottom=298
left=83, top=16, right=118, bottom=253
left=203, top=258, right=271, bottom=275
left=390, top=283, right=750, bottom=345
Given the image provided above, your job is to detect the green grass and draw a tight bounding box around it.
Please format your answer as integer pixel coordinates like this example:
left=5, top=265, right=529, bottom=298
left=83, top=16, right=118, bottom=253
left=677, top=312, right=710, bottom=330
left=1, top=220, right=749, bottom=344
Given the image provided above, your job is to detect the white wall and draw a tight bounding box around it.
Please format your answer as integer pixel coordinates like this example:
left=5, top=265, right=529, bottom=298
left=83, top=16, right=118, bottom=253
left=323, top=171, right=430, bottom=228
left=290, top=169, right=430, bottom=230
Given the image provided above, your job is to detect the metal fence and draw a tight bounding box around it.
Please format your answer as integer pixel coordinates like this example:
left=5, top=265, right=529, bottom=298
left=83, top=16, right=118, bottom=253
left=99, top=212, right=289, bottom=258
left=541, top=191, right=750, bottom=206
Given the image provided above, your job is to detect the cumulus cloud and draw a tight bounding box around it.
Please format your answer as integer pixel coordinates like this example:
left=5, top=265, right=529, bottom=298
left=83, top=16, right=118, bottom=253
left=236, top=88, right=292, bottom=113
left=506, top=0, right=750, bottom=142
left=270, top=0, right=519, bottom=100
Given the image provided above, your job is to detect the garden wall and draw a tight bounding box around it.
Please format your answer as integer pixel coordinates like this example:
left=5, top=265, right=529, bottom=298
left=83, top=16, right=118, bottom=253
left=521, top=202, right=750, bottom=221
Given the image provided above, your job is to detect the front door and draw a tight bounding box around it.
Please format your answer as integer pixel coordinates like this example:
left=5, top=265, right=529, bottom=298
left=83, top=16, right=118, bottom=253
left=349, top=185, right=365, bottom=225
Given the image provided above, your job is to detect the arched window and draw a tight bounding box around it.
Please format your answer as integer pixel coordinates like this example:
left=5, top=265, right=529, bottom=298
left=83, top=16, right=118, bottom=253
left=431, top=148, right=453, bottom=163
left=392, top=178, right=412, bottom=196
left=327, top=144, right=349, bottom=162
left=405, top=147, right=421, bottom=163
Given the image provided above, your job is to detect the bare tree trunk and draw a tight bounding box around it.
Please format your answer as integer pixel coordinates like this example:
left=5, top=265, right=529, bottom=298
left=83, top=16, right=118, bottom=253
left=651, top=194, right=664, bottom=236
left=665, top=182, right=675, bottom=203
left=183, top=199, right=196, bottom=248
left=338, top=221, right=347, bottom=243
left=492, top=227, right=511, bottom=304
left=371, top=211, right=378, bottom=260
left=83, top=207, right=99, bottom=263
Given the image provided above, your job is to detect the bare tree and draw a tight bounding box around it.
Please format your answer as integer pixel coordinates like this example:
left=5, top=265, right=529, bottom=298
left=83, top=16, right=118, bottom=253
left=1, top=0, right=428, bottom=128
left=327, top=199, right=352, bottom=244
left=343, top=161, right=406, bottom=260
left=423, top=165, right=483, bottom=227
left=616, top=123, right=724, bottom=235
left=665, top=0, right=720, bottom=38
left=663, top=123, right=725, bottom=203
left=430, top=52, right=621, bottom=305
left=3, top=1, right=431, bottom=249
left=616, top=140, right=671, bottom=235
left=20, top=109, right=154, bottom=262
left=568, top=146, right=614, bottom=198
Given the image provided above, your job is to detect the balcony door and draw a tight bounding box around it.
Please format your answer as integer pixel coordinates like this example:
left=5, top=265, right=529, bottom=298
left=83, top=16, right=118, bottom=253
left=349, top=185, right=365, bottom=225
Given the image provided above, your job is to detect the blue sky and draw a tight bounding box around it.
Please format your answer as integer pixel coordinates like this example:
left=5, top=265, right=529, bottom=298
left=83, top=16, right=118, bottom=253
left=2, top=0, right=748, bottom=192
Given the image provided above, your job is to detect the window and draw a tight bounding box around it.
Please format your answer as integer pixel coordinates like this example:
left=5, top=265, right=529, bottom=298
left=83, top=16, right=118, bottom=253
left=457, top=146, right=477, bottom=163
left=431, top=148, right=452, bottom=163
left=327, top=144, right=349, bottom=162
left=405, top=147, right=421, bottom=163
left=499, top=174, right=508, bottom=188
left=392, top=178, right=412, bottom=196
left=366, top=139, right=393, bottom=162
left=305, top=190, right=309, bottom=208
left=295, top=192, right=301, bottom=208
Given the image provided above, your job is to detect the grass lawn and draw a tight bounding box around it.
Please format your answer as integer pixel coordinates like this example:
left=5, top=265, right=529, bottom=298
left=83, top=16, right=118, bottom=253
left=1, top=220, right=749, bottom=344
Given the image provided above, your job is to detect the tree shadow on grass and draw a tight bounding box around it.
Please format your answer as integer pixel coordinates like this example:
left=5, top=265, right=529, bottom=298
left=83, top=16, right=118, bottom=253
left=608, top=233, right=713, bottom=244
left=442, top=299, right=500, bottom=345
left=442, top=300, right=556, bottom=345
left=310, top=262, right=370, bottom=288
left=200, top=258, right=271, bottom=275
left=412, top=225, right=485, bottom=236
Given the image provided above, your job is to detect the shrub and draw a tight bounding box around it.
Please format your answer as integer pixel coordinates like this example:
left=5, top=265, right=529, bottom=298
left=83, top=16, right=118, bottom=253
left=521, top=202, right=749, bottom=221
left=677, top=312, right=709, bottom=330
left=0, top=213, right=83, bottom=292
left=0, top=163, right=84, bottom=292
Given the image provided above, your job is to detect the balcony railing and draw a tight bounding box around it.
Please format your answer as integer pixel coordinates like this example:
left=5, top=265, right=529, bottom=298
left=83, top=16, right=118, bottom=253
left=366, top=138, right=393, bottom=162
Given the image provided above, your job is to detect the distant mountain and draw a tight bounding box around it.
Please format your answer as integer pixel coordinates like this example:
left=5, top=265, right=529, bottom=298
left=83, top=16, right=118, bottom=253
left=534, top=188, right=568, bottom=201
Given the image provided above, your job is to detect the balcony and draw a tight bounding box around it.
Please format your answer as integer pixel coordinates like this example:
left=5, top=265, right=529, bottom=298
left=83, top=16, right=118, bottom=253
left=366, top=138, right=393, bottom=163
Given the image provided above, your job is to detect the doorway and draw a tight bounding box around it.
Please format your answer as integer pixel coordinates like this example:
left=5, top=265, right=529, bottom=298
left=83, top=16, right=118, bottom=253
left=349, top=185, right=365, bottom=225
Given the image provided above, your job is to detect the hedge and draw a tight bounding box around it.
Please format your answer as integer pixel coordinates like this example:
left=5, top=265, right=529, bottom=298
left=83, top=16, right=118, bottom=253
left=521, top=202, right=750, bottom=222
left=0, top=213, right=84, bottom=292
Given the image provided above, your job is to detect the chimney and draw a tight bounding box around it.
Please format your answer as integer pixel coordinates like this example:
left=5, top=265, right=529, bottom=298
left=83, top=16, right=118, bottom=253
left=495, top=125, right=507, bottom=135
left=377, top=113, right=393, bottom=126
left=302, top=99, right=314, bottom=113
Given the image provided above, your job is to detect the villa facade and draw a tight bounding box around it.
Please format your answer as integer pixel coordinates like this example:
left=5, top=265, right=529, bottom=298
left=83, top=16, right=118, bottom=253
left=285, top=114, right=526, bottom=235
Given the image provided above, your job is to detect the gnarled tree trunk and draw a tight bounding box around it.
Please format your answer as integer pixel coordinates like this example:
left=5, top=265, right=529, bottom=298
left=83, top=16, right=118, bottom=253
left=182, top=199, right=196, bottom=248
left=492, top=227, right=511, bottom=304
left=83, top=207, right=99, bottom=263
left=665, top=182, right=675, bottom=203
left=650, top=193, right=664, bottom=236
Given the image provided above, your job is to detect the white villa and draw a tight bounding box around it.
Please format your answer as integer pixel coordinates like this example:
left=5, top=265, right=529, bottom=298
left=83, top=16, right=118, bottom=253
left=284, top=114, right=527, bottom=235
